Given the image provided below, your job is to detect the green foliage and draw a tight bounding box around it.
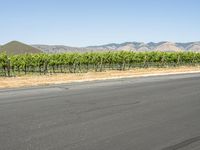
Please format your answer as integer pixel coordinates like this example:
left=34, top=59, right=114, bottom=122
left=0, top=51, right=200, bottom=76
left=0, top=52, right=8, bottom=68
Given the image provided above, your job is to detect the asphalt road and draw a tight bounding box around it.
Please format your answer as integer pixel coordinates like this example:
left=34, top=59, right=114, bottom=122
left=0, top=73, right=200, bottom=150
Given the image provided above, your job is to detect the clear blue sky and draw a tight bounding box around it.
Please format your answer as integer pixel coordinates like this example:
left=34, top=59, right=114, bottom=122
left=0, top=0, right=200, bottom=46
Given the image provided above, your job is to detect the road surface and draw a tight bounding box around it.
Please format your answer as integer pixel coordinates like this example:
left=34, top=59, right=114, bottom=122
left=0, top=73, right=200, bottom=150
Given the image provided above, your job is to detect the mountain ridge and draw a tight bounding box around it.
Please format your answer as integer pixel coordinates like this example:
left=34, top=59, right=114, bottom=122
left=1, top=41, right=200, bottom=54
left=33, top=41, right=200, bottom=53
left=0, top=41, right=42, bottom=55
left=86, top=41, right=200, bottom=51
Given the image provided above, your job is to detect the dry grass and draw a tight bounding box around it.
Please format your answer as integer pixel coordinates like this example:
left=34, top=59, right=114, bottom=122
left=1, top=66, right=200, bottom=89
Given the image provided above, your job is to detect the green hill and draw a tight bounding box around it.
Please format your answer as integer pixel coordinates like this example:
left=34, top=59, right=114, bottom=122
left=0, top=41, right=42, bottom=55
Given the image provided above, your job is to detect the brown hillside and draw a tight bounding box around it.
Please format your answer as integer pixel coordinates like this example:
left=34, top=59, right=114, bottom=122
left=0, top=41, right=42, bottom=55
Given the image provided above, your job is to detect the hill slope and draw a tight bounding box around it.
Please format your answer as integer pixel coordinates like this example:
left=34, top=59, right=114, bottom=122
left=32, top=45, right=85, bottom=53
left=0, top=41, right=42, bottom=55
left=87, top=42, right=200, bottom=52
left=33, top=41, right=200, bottom=53
left=1, top=41, right=200, bottom=54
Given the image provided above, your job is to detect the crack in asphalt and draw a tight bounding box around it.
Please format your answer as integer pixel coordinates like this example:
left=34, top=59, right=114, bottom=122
left=162, top=136, right=200, bottom=150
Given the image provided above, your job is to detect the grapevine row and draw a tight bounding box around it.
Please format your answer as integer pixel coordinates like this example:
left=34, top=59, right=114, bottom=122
left=0, top=51, right=200, bottom=76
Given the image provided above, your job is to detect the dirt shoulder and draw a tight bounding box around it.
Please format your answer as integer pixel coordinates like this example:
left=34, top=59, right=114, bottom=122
left=0, top=66, right=200, bottom=89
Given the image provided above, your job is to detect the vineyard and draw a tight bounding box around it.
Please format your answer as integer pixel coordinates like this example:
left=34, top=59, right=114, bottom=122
left=0, top=51, right=200, bottom=77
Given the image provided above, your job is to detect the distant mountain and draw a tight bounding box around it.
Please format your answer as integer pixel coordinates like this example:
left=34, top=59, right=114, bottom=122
left=32, top=44, right=128, bottom=53
left=86, top=41, right=200, bottom=52
left=1, top=41, right=200, bottom=54
left=31, top=45, right=86, bottom=53
left=0, top=41, right=42, bottom=55
left=33, top=41, right=200, bottom=53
